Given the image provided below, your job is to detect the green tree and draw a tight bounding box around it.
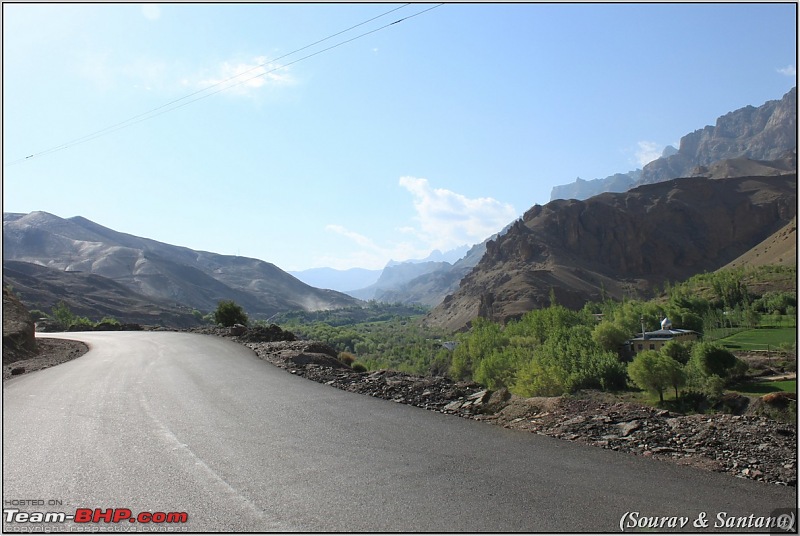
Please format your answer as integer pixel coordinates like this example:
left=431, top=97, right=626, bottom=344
left=591, top=321, right=629, bottom=353
left=661, top=340, right=691, bottom=365
left=628, top=350, right=683, bottom=403
left=51, top=301, right=76, bottom=330
left=213, top=300, right=248, bottom=327
left=690, top=342, right=737, bottom=378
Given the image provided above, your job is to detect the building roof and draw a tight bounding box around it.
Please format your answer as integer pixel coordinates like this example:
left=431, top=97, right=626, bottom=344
left=629, top=328, right=697, bottom=342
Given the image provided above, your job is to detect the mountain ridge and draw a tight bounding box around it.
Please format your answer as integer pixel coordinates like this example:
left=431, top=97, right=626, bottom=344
left=550, top=87, right=796, bottom=201
left=3, top=212, right=361, bottom=320
left=425, top=174, right=796, bottom=332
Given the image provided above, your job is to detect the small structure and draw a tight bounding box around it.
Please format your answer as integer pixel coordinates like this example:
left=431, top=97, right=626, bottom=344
left=627, top=317, right=698, bottom=355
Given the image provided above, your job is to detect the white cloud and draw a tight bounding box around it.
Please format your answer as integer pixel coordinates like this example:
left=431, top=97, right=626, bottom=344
left=141, top=4, right=161, bottom=20
left=634, top=141, right=663, bottom=167
left=777, top=65, right=797, bottom=77
left=398, top=176, right=517, bottom=251
left=322, top=225, right=427, bottom=270
left=198, top=56, right=294, bottom=96
left=325, top=225, right=379, bottom=250
left=321, top=177, right=516, bottom=270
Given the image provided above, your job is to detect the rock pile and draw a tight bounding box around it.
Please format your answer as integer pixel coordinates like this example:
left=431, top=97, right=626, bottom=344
left=481, top=397, right=797, bottom=487
left=243, top=339, right=796, bottom=487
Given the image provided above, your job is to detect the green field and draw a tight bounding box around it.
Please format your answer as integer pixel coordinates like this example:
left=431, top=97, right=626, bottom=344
left=717, top=327, right=796, bottom=351
left=730, top=379, right=797, bottom=397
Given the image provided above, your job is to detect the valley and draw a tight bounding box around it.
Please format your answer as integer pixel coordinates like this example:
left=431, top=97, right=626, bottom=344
left=3, top=86, right=796, bottom=495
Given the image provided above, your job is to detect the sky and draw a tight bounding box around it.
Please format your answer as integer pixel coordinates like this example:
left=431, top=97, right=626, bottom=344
left=3, top=2, right=796, bottom=272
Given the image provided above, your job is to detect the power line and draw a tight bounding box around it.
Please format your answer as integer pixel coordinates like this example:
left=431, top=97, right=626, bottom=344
left=5, top=3, right=443, bottom=166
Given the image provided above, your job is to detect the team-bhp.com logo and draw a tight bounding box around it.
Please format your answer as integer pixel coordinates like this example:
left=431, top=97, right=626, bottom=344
left=4, top=507, right=188, bottom=525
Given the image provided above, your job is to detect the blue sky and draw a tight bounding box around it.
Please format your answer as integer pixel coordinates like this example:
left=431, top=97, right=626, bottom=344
left=3, top=3, right=796, bottom=271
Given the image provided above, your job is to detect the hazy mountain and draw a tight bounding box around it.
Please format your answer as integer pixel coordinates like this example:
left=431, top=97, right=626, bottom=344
left=550, top=170, right=642, bottom=201
left=385, top=246, right=471, bottom=267
left=289, top=267, right=382, bottom=293
left=425, top=173, right=797, bottom=332
left=346, top=227, right=514, bottom=306
left=3, top=212, right=361, bottom=321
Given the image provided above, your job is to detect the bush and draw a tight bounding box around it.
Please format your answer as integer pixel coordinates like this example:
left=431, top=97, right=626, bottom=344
left=29, top=309, right=49, bottom=322
left=51, top=301, right=76, bottom=330
left=339, top=352, right=356, bottom=366
left=628, top=350, right=685, bottom=402
left=213, top=300, right=248, bottom=327
left=351, top=362, right=368, bottom=373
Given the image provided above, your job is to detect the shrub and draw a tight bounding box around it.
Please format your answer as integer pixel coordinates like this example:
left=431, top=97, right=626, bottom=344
left=213, top=300, right=248, bottom=327
left=51, top=301, right=76, bottom=330
left=351, top=362, right=368, bottom=373
left=339, top=352, right=356, bottom=366
left=628, top=350, right=685, bottom=402
left=29, top=309, right=49, bottom=322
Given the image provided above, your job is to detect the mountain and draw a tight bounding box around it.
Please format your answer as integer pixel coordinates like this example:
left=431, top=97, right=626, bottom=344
left=288, top=246, right=471, bottom=295
left=721, top=216, right=797, bottom=271
left=550, top=170, right=643, bottom=201
left=385, top=246, right=471, bottom=267
left=688, top=151, right=797, bottom=180
left=425, top=173, right=797, bottom=332
left=3, top=260, right=200, bottom=327
left=346, top=229, right=512, bottom=306
left=637, top=87, right=796, bottom=186
left=289, top=267, right=382, bottom=294
left=3, top=212, right=360, bottom=321
left=549, top=88, right=796, bottom=201
left=347, top=261, right=452, bottom=301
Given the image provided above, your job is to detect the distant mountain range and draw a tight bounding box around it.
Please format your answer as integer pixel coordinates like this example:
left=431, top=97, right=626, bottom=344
left=550, top=87, right=796, bottom=201
left=289, top=246, right=470, bottom=295
left=3, top=212, right=360, bottom=324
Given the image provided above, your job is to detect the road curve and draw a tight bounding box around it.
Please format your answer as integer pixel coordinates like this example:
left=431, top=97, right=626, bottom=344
left=3, top=332, right=796, bottom=532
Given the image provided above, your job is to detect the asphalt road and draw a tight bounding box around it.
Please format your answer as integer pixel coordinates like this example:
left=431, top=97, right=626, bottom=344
left=3, top=332, right=796, bottom=532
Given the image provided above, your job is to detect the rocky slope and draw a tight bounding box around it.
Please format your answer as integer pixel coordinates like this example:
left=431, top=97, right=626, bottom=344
left=3, top=212, right=361, bottom=320
left=722, top=217, right=797, bottom=271
left=3, top=260, right=201, bottom=327
left=425, top=174, right=797, bottom=331
left=3, top=287, right=37, bottom=364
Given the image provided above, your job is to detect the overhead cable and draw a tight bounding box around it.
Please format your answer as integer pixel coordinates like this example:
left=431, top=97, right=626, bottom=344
left=5, top=3, right=443, bottom=166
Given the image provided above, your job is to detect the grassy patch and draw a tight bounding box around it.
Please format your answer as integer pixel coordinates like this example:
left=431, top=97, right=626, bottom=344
left=729, top=379, right=796, bottom=397
left=717, top=327, right=796, bottom=351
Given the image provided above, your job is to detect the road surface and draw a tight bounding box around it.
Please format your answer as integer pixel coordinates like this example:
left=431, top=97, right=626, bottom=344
left=3, top=332, right=796, bottom=532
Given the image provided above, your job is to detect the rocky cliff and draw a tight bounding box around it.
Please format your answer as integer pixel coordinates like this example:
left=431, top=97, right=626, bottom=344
left=549, top=88, right=796, bottom=201
left=3, top=287, right=37, bottom=364
left=637, top=87, right=796, bottom=186
left=425, top=174, right=797, bottom=332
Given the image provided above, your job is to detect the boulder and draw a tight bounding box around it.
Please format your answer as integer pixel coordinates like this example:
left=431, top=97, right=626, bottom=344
left=760, top=391, right=797, bottom=408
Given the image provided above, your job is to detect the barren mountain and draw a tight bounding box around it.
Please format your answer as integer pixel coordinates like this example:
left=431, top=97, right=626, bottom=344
left=425, top=174, right=797, bottom=332
left=721, top=216, right=797, bottom=271
left=3, top=212, right=360, bottom=320
left=3, top=260, right=200, bottom=327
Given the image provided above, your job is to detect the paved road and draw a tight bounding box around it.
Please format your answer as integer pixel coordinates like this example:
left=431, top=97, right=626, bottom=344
left=3, top=332, right=796, bottom=532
